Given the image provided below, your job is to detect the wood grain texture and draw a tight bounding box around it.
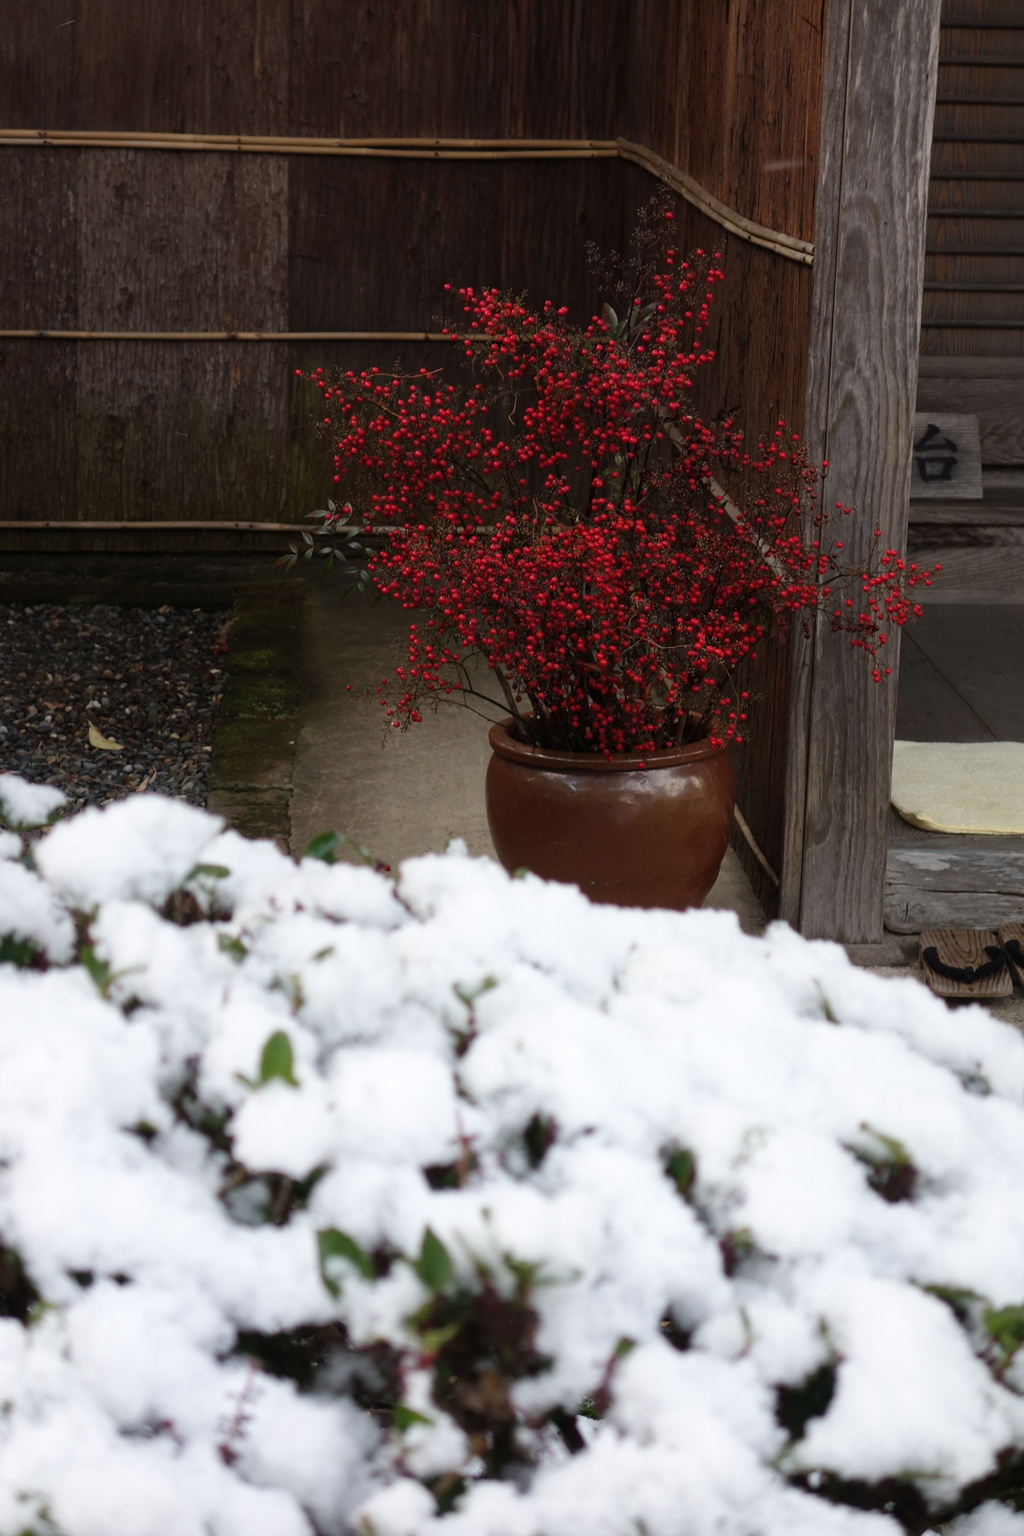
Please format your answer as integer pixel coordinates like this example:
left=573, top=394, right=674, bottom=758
left=908, top=522, right=1024, bottom=596
left=1000, top=920, right=1024, bottom=984
left=886, top=808, right=1024, bottom=931
left=70, top=1, right=289, bottom=135
left=924, top=8, right=1024, bottom=358
left=793, top=0, right=941, bottom=941
left=909, top=485, right=1024, bottom=521
left=627, top=0, right=825, bottom=243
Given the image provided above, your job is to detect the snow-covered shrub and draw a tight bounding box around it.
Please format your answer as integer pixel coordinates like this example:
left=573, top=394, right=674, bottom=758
left=2, top=773, right=1024, bottom=1536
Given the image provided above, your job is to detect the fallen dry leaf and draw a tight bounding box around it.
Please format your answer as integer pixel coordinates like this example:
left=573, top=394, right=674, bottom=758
left=88, top=724, right=124, bottom=752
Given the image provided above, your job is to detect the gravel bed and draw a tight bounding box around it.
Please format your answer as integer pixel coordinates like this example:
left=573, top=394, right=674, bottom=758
left=0, top=602, right=228, bottom=812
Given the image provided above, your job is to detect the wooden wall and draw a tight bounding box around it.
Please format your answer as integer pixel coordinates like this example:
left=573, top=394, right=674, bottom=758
left=628, top=0, right=827, bottom=912
left=0, top=0, right=831, bottom=917
left=0, top=1, right=645, bottom=535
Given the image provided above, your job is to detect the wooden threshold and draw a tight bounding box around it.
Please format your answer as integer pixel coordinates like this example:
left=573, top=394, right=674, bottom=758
left=886, top=808, right=1024, bottom=932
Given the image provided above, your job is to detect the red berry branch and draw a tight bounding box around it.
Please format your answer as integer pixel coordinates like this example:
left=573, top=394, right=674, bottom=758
left=289, top=208, right=934, bottom=757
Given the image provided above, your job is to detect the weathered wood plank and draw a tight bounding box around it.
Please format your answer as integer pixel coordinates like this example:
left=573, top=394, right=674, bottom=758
left=887, top=859, right=1024, bottom=932
left=886, top=809, right=1024, bottom=934
left=908, top=523, right=1024, bottom=598
left=910, top=488, right=1024, bottom=522
left=793, top=0, right=941, bottom=941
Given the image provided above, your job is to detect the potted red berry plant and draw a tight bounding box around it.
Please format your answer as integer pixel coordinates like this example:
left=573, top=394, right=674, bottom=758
left=287, top=203, right=930, bottom=909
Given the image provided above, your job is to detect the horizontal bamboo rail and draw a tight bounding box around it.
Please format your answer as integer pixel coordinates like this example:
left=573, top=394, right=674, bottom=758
left=0, top=520, right=314, bottom=531
left=0, top=330, right=451, bottom=341
left=0, top=128, right=814, bottom=265
left=0, top=130, right=619, bottom=152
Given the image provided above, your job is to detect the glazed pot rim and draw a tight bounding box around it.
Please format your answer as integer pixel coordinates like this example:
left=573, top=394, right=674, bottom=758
left=487, top=717, right=726, bottom=773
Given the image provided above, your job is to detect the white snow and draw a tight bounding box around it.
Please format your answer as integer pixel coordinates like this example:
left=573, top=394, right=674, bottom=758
left=0, top=780, right=1023, bottom=1534
left=0, top=773, right=66, bottom=829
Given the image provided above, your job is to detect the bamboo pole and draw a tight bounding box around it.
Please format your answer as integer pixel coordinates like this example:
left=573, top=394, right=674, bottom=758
left=0, top=130, right=619, bottom=150
left=0, top=330, right=454, bottom=341
left=0, top=520, right=315, bottom=531
left=616, top=140, right=815, bottom=265
left=0, top=128, right=814, bottom=264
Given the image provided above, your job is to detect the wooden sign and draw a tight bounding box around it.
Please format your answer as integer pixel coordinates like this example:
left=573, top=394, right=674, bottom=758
left=910, top=413, right=982, bottom=499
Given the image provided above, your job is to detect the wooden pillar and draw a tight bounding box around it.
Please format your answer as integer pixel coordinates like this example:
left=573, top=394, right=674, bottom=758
left=783, top=0, right=941, bottom=943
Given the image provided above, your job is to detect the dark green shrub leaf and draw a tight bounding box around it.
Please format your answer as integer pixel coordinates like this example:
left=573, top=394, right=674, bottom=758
left=303, top=830, right=341, bottom=864
left=78, top=943, right=114, bottom=998
left=453, top=976, right=497, bottom=1008
left=393, top=1404, right=433, bottom=1430
left=259, top=1031, right=299, bottom=1087
left=924, top=1283, right=981, bottom=1325
left=418, top=1322, right=461, bottom=1356
left=984, top=1304, right=1024, bottom=1363
left=665, top=1146, right=696, bottom=1199
left=0, top=934, right=40, bottom=969
left=318, top=1228, right=373, bottom=1295
left=414, top=1228, right=453, bottom=1293
left=218, top=933, right=248, bottom=962
left=187, top=863, right=231, bottom=882
left=850, top=1125, right=917, bottom=1204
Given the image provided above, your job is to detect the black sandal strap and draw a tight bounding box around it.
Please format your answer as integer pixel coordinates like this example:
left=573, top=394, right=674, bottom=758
left=1005, top=938, right=1024, bottom=967
left=922, top=945, right=1006, bottom=984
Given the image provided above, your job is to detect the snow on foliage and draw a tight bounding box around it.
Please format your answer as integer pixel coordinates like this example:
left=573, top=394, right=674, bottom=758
left=1, top=782, right=1024, bottom=1536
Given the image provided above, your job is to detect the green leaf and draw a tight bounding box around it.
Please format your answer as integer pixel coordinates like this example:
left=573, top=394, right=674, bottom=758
left=418, top=1322, right=461, bottom=1356
left=218, top=933, right=248, bottom=962
left=187, top=862, right=231, bottom=882
left=303, top=830, right=341, bottom=864
left=393, top=1404, right=433, bottom=1431
left=984, top=1304, right=1024, bottom=1361
left=78, top=942, right=114, bottom=998
left=452, top=976, right=498, bottom=1008
left=665, top=1146, right=696, bottom=1199
left=858, top=1125, right=912, bottom=1167
left=924, top=1283, right=981, bottom=1325
left=317, top=1227, right=374, bottom=1295
left=0, top=934, right=39, bottom=969
left=414, top=1228, right=453, bottom=1293
left=259, top=1031, right=299, bottom=1087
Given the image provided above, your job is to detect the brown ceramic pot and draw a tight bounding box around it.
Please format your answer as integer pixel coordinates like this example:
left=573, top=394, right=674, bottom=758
left=485, top=719, right=735, bottom=910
